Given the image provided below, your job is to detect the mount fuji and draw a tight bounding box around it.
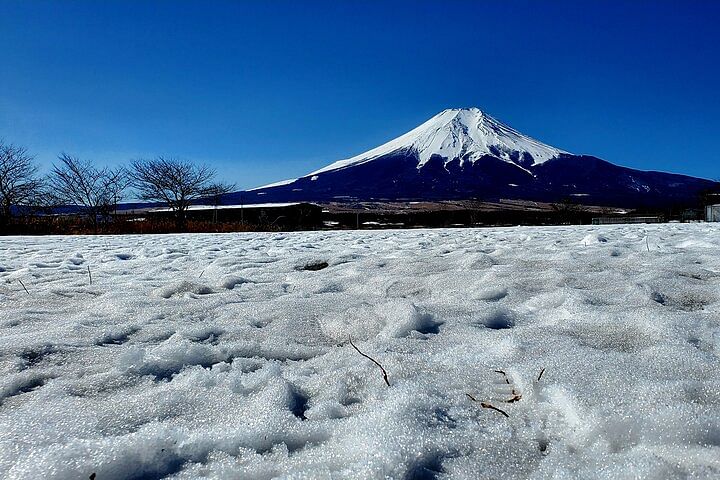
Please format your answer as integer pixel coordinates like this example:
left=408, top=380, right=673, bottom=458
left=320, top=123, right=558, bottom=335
left=234, top=108, right=715, bottom=209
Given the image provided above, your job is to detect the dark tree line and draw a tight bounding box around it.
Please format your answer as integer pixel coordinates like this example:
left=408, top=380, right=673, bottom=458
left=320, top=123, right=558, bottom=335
left=0, top=139, right=234, bottom=233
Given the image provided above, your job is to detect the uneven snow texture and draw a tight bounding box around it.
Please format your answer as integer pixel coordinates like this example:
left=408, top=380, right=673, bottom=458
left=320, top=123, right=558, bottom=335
left=1, top=225, right=719, bottom=479
left=311, top=107, right=568, bottom=176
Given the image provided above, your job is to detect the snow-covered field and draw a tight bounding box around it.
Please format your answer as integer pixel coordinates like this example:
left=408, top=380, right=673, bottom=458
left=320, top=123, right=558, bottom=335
left=1, top=225, right=719, bottom=479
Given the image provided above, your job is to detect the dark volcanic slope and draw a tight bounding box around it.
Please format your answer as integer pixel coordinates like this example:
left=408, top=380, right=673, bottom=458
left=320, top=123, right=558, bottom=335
left=233, top=152, right=713, bottom=209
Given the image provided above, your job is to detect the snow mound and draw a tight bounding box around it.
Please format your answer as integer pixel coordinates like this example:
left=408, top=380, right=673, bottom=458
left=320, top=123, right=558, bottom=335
left=581, top=233, right=609, bottom=244
left=219, top=275, right=251, bottom=290
left=154, top=280, right=214, bottom=298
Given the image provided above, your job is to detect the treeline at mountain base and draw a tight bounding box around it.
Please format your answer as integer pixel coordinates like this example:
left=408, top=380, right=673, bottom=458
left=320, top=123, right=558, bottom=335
left=0, top=217, right=274, bottom=235
left=0, top=200, right=708, bottom=235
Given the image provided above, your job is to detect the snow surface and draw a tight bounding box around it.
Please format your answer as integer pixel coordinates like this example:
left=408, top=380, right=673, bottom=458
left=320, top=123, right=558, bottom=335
left=1, top=224, right=720, bottom=479
left=310, top=108, right=569, bottom=176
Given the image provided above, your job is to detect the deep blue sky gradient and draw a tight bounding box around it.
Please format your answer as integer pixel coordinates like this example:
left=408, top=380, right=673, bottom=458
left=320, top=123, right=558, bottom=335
left=1, top=0, right=719, bottom=188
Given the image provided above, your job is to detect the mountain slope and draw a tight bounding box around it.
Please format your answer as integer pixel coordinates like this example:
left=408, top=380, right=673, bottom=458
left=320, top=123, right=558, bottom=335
left=233, top=108, right=715, bottom=209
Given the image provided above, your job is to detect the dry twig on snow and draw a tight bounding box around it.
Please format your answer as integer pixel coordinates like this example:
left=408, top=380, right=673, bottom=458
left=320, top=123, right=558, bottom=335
left=495, top=369, right=522, bottom=403
left=495, top=369, right=510, bottom=384
left=505, top=393, right=522, bottom=403
left=348, top=336, right=390, bottom=387
left=465, top=393, right=510, bottom=418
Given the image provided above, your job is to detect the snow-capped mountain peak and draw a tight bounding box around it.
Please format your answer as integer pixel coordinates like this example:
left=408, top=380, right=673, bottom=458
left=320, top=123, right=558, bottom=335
left=243, top=107, right=714, bottom=208
left=310, top=107, right=569, bottom=175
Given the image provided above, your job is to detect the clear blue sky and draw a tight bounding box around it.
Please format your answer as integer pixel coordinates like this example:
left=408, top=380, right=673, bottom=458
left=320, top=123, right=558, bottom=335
left=1, top=0, right=718, bottom=189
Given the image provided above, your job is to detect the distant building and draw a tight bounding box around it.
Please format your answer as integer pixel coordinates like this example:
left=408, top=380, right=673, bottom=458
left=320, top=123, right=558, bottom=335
left=682, top=208, right=704, bottom=222
left=706, top=204, right=720, bottom=222
left=591, top=216, right=663, bottom=225
left=117, top=202, right=323, bottom=229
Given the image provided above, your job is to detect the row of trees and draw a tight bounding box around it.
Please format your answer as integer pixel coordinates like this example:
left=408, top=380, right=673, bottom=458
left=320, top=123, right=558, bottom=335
left=0, top=140, right=233, bottom=232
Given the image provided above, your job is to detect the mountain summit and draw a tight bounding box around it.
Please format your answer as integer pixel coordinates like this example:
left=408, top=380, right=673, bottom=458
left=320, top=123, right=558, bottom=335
left=311, top=107, right=568, bottom=175
left=238, top=108, right=714, bottom=208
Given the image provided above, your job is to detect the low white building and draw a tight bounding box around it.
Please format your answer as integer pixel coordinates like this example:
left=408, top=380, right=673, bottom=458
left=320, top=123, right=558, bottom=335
left=705, top=204, right=720, bottom=222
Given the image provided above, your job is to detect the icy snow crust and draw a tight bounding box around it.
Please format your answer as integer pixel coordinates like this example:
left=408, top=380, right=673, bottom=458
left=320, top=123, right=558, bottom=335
left=1, top=225, right=719, bottom=479
left=310, top=108, right=569, bottom=176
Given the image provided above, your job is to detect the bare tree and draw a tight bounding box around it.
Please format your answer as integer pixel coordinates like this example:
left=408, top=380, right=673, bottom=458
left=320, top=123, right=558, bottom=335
left=0, top=141, right=43, bottom=224
left=203, top=182, right=235, bottom=223
left=551, top=196, right=582, bottom=224
left=49, top=153, right=129, bottom=232
left=129, top=156, right=218, bottom=229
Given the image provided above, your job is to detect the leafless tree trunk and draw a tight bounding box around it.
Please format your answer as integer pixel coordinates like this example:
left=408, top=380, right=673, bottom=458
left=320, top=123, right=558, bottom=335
left=0, top=141, right=43, bottom=226
left=204, top=182, right=235, bottom=223
left=48, top=154, right=129, bottom=233
left=551, top=196, right=581, bottom=224
left=129, top=157, right=218, bottom=230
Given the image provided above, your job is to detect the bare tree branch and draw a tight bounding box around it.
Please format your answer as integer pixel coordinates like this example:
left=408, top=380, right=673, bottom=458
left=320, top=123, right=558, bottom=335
left=129, top=157, right=218, bottom=229
left=0, top=140, right=44, bottom=222
left=203, top=182, right=235, bottom=223
left=204, top=182, right=235, bottom=206
left=48, top=154, right=128, bottom=232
